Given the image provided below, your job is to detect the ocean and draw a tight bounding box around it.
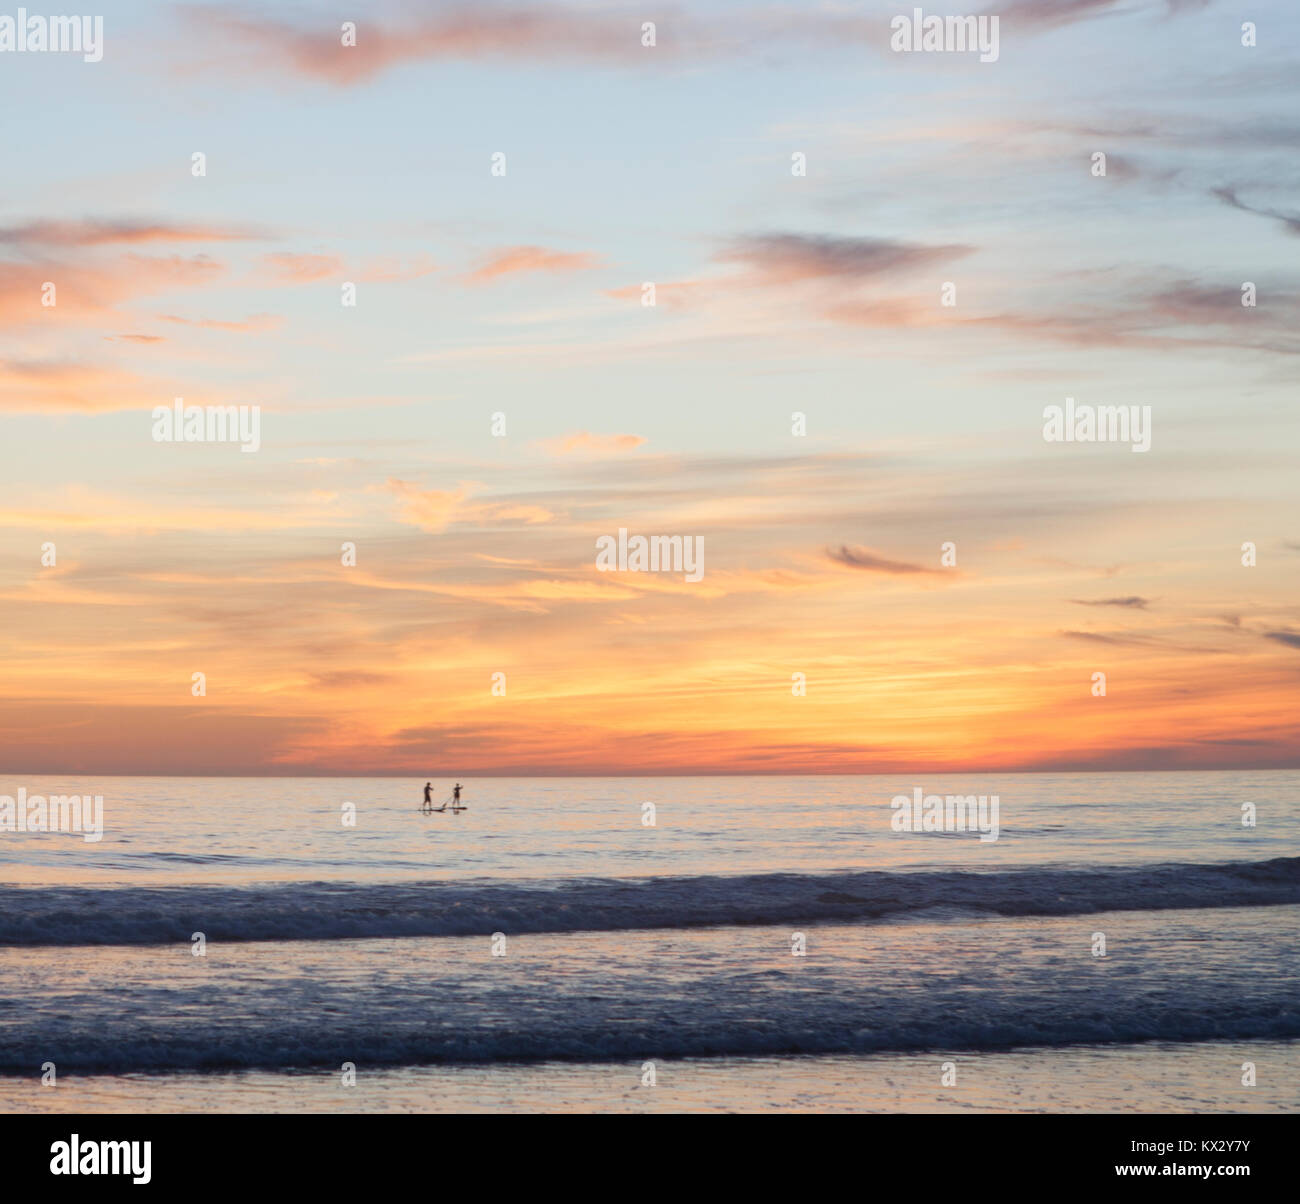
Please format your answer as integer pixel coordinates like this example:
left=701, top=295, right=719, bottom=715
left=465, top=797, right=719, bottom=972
left=1, top=771, right=1297, bottom=1112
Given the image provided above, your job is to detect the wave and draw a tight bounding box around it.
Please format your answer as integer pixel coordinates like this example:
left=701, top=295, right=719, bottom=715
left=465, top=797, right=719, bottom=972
left=1, top=906, right=1297, bottom=1071
left=5, top=1013, right=1299, bottom=1074
left=0, top=856, right=1296, bottom=946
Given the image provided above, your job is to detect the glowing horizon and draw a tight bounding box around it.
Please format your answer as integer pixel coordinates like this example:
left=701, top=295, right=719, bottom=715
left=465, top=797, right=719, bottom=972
left=2, top=1, right=1298, bottom=775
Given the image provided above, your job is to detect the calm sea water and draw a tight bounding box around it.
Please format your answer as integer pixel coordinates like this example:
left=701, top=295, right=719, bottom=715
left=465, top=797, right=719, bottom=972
left=1, top=772, right=1297, bottom=1112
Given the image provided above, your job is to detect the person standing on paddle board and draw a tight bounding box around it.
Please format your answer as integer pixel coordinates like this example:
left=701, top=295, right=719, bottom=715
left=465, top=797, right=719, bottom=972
left=453, top=783, right=463, bottom=807
left=423, top=782, right=433, bottom=810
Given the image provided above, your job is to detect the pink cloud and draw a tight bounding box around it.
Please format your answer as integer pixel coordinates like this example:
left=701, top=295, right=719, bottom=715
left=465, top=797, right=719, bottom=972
left=466, top=246, right=603, bottom=284
left=260, top=252, right=344, bottom=284
left=183, top=6, right=662, bottom=85
left=0, top=219, right=264, bottom=247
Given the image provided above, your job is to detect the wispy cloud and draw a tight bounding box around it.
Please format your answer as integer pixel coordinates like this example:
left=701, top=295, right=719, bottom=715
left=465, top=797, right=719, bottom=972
left=990, top=0, right=1126, bottom=32
left=1071, top=596, right=1151, bottom=609
left=357, top=255, right=439, bottom=283
left=0, top=218, right=264, bottom=248
left=0, top=358, right=203, bottom=414
left=158, top=313, right=284, bottom=334
left=1062, top=630, right=1155, bottom=646
left=717, top=233, right=971, bottom=284
left=181, top=4, right=661, bottom=85
left=178, top=2, right=1135, bottom=89
left=542, top=431, right=646, bottom=455
left=1212, top=186, right=1300, bottom=237
left=0, top=252, right=226, bottom=326
left=260, top=252, right=344, bottom=284
left=826, top=545, right=943, bottom=576
left=466, top=245, right=603, bottom=285
left=386, top=479, right=554, bottom=532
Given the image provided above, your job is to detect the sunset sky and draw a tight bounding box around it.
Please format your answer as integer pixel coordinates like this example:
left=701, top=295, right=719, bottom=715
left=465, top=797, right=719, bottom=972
left=2, top=0, right=1297, bottom=774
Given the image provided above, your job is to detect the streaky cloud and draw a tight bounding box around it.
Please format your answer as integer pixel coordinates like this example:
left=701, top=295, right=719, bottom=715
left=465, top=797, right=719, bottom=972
left=717, top=232, right=972, bottom=284
left=1071, top=596, right=1150, bottom=609
left=1212, top=186, right=1300, bottom=237
left=826, top=545, right=941, bottom=575
left=0, top=218, right=265, bottom=247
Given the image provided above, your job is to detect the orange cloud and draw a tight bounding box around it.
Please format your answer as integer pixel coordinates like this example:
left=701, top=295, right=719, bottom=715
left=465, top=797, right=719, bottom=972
left=0, top=360, right=197, bottom=414
left=158, top=313, right=284, bottom=334
left=466, top=246, right=602, bottom=284
left=387, top=479, right=554, bottom=532
left=0, top=219, right=264, bottom=247
left=542, top=431, right=647, bottom=455
left=261, top=252, right=344, bottom=283
left=604, top=280, right=708, bottom=309
left=358, top=255, right=439, bottom=283
left=0, top=253, right=226, bottom=326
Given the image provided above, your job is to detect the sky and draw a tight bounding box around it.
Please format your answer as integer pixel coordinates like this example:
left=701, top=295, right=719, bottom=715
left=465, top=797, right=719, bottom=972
left=1, top=0, right=1298, bottom=775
